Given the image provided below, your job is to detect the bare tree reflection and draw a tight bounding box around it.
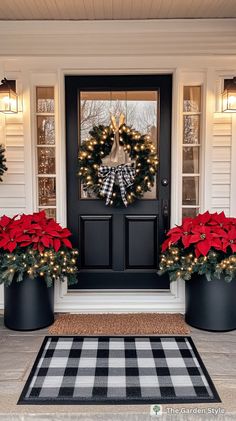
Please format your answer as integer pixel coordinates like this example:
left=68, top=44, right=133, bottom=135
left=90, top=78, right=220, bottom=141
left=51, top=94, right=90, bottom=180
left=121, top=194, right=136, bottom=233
left=80, top=99, right=157, bottom=143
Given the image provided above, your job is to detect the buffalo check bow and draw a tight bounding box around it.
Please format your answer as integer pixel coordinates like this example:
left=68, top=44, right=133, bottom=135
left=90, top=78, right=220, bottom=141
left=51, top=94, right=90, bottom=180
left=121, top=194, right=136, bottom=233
left=98, top=163, right=136, bottom=206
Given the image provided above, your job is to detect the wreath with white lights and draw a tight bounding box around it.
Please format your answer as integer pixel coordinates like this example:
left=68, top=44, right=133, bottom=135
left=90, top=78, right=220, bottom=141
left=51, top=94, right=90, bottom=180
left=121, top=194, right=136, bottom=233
left=78, top=119, right=158, bottom=207
left=0, top=144, right=7, bottom=182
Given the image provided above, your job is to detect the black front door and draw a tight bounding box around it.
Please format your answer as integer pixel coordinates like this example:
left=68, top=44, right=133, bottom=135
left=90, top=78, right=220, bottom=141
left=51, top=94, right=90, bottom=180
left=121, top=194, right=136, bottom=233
left=65, top=75, right=172, bottom=289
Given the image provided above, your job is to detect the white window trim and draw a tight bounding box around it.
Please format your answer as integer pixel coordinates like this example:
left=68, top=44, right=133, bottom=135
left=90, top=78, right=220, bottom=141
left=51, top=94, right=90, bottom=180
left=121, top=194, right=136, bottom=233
left=231, top=114, right=236, bottom=216
left=215, top=71, right=236, bottom=216
left=29, top=73, right=58, bottom=217
left=178, top=72, right=206, bottom=219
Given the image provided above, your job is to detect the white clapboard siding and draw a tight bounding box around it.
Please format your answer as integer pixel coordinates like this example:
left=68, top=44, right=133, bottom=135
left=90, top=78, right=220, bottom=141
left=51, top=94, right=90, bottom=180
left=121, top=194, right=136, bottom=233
left=6, top=136, right=24, bottom=147
left=212, top=161, right=231, bottom=174
left=3, top=173, right=25, bottom=184
left=213, top=122, right=231, bottom=136
left=6, top=146, right=24, bottom=161
left=6, top=160, right=25, bottom=173
left=0, top=184, right=25, bottom=198
left=212, top=173, right=230, bottom=184
left=0, top=197, right=26, bottom=207
left=211, top=208, right=230, bottom=216
left=212, top=184, right=230, bottom=198
left=212, top=135, right=231, bottom=147
left=212, top=197, right=230, bottom=207
left=211, top=113, right=232, bottom=215
left=5, top=124, right=24, bottom=136
left=212, top=146, right=231, bottom=162
left=0, top=112, right=26, bottom=214
left=0, top=208, right=25, bottom=217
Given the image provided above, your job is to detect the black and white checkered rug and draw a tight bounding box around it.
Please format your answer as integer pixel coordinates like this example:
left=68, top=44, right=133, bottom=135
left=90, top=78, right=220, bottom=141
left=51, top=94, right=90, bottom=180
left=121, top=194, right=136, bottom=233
left=18, top=336, right=220, bottom=405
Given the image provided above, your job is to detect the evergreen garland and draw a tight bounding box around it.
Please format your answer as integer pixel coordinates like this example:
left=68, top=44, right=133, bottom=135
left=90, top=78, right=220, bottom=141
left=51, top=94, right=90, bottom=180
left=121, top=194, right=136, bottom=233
left=0, top=144, right=7, bottom=182
left=78, top=124, right=158, bottom=207
left=158, top=247, right=236, bottom=283
left=0, top=248, right=79, bottom=287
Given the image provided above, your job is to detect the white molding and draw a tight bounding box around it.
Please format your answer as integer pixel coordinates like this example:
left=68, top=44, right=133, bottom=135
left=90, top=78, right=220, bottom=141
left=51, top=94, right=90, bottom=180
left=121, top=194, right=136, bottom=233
left=202, top=69, right=215, bottom=212
left=0, top=286, right=3, bottom=310
left=22, top=71, right=34, bottom=213
left=0, top=19, right=235, bottom=34
left=54, top=283, right=185, bottom=313
left=52, top=66, right=186, bottom=313
left=231, top=114, right=236, bottom=216
left=0, top=20, right=236, bottom=57
left=213, top=70, right=236, bottom=216
left=0, top=112, right=6, bottom=309
left=56, top=69, right=67, bottom=226
left=171, top=68, right=182, bottom=226
left=30, top=72, right=58, bottom=213
left=2, top=57, right=236, bottom=74
left=178, top=71, right=206, bottom=215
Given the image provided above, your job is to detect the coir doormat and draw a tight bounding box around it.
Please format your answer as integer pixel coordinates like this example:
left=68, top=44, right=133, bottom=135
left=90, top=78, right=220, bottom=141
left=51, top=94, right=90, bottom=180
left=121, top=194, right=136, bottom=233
left=18, top=336, right=220, bottom=405
left=49, top=313, right=190, bottom=335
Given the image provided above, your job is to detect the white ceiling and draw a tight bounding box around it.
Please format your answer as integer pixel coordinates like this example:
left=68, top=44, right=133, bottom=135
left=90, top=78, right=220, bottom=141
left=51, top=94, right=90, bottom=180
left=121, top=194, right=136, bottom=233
left=0, top=0, right=236, bottom=20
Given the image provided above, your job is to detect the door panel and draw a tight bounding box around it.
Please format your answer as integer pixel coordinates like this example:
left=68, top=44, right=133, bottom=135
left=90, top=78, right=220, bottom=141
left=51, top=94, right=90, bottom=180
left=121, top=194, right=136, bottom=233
left=65, top=75, right=172, bottom=290
left=125, top=216, right=157, bottom=269
left=80, top=216, right=112, bottom=268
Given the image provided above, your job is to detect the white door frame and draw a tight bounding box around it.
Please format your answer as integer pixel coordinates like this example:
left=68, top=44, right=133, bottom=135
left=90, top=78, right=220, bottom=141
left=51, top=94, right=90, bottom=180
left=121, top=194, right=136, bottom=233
left=54, top=67, right=185, bottom=313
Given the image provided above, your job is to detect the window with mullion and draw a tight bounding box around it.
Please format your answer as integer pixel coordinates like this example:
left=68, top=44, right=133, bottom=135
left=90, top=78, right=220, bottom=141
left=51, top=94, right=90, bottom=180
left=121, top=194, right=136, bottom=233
left=182, top=86, right=201, bottom=220
left=35, top=86, right=56, bottom=219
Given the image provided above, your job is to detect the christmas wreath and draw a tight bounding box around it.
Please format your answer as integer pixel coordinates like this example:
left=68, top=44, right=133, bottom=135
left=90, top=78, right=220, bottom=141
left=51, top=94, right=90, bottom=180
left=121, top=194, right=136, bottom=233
left=0, top=144, right=7, bottom=182
left=78, top=115, right=158, bottom=207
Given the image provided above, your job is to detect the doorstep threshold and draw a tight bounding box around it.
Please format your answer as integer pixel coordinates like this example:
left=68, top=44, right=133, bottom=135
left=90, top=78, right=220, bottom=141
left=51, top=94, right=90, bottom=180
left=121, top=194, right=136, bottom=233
left=67, top=288, right=171, bottom=294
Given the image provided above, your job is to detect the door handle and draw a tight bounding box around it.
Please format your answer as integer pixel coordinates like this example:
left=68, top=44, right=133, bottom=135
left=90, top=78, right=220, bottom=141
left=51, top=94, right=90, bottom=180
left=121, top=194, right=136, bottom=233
left=162, top=199, right=169, bottom=233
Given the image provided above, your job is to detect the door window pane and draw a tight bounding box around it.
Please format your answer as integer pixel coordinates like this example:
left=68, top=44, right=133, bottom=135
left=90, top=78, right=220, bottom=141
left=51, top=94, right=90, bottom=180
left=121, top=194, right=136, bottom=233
left=183, top=115, right=200, bottom=144
left=39, top=208, right=57, bottom=219
left=37, top=147, right=56, bottom=174
left=36, top=86, right=56, bottom=219
left=183, top=86, right=201, bottom=112
left=79, top=90, right=158, bottom=200
left=80, top=91, right=157, bottom=145
left=36, top=87, right=54, bottom=113
left=182, top=176, right=199, bottom=206
left=38, top=177, right=56, bottom=207
left=182, top=147, right=199, bottom=173
left=182, top=208, right=199, bottom=219
left=182, top=85, right=201, bottom=220
left=37, top=116, right=55, bottom=145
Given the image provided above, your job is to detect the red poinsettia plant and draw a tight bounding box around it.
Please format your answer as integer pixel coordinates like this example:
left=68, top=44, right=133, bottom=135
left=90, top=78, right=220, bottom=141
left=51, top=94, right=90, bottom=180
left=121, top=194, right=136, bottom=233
left=159, top=211, right=236, bottom=282
left=0, top=211, right=78, bottom=287
left=0, top=211, right=73, bottom=253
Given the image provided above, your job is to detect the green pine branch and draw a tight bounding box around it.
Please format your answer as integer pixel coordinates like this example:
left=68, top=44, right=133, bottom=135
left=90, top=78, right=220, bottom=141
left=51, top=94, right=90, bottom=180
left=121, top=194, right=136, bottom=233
left=0, top=144, right=7, bottom=182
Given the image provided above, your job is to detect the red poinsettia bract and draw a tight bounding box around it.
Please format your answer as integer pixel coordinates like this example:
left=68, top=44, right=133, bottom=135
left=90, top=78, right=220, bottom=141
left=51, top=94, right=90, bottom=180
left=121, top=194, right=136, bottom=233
left=0, top=211, right=73, bottom=253
left=161, top=211, right=236, bottom=257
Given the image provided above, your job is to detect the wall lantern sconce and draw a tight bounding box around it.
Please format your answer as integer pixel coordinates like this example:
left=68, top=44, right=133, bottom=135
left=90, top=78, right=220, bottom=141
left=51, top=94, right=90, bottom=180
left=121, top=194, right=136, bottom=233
left=0, top=78, right=18, bottom=114
left=222, top=77, right=236, bottom=112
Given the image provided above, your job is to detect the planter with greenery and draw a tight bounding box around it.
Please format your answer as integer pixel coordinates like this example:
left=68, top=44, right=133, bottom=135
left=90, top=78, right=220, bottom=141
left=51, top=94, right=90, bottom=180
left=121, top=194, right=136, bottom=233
left=159, top=211, right=236, bottom=331
left=0, top=211, right=78, bottom=331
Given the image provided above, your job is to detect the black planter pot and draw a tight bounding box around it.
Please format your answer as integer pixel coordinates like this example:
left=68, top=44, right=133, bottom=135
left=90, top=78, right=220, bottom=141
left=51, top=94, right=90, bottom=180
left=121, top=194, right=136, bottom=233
left=4, top=275, right=54, bottom=331
left=185, top=274, right=236, bottom=332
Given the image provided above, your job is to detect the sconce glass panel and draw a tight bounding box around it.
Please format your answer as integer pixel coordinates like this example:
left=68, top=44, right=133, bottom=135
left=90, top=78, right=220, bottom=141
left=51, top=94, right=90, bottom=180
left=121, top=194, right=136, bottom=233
left=222, top=88, right=236, bottom=112
left=0, top=88, right=18, bottom=113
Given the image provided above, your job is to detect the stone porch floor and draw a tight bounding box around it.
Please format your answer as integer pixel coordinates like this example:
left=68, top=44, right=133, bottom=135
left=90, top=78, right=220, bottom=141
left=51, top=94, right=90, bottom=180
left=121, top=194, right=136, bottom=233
left=0, top=313, right=235, bottom=420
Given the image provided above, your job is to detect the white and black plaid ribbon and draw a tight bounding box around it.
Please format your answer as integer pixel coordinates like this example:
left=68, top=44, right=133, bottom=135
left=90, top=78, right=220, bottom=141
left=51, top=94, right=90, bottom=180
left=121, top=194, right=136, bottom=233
left=98, top=163, right=135, bottom=206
